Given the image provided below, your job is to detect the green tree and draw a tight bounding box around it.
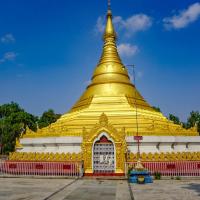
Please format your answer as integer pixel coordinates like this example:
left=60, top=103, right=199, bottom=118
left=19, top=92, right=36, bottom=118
left=152, top=106, right=161, bottom=112
left=38, top=109, right=61, bottom=129
left=0, top=102, right=38, bottom=154
left=168, top=114, right=180, bottom=125
left=186, top=111, right=200, bottom=133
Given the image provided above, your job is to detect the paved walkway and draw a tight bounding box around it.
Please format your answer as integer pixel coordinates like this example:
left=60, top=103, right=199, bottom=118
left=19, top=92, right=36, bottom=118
left=131, top=179, right=200, bottom=200
left=0, top=178, right=73, bottom=200
left=0, top=178, right=131, bottom=200
left=50, top=179, right=131, bottom=200
left=0, top=178, right=200, bottom=200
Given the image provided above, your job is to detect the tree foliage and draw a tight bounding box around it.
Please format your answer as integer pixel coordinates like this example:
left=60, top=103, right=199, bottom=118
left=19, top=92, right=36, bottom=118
left=152, top=106, right=199, bottom=135
left=38, top=109, right=61, bottom=129
left=185, top=111, right=200, bottom=133
left=152, top=106, right=161, bottom=112
left=0, top=102, right=38, bottom=154
left=0, top=102, right=61, bottom=154
left=168, top=114, right=180, bottom=125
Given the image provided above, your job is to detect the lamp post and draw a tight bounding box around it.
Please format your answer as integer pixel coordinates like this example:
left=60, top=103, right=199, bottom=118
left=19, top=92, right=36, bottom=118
left=126, top=64, right=144, bottom=170
left=125, top=65, right=153, bottom=184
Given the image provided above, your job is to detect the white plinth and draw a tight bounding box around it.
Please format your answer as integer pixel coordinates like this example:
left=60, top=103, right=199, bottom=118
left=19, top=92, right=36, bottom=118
left=126, top=136, right=200, bottom=153
left=18, top=135, right=200, bottom=154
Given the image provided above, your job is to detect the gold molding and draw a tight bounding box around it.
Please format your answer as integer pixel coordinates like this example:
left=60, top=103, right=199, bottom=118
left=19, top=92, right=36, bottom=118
left=127, top=151, right=200, bottom=162
left=82, top=113, right=127, bottom=173
left=9, top=152, right=82, bottom=162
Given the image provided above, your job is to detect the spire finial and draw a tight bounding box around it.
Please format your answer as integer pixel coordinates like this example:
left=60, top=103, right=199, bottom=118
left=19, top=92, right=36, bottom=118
left=108, top=0, right=111, bottom=10
left=100, top=0, right=120, bottom=64
left=107, top=0, right=112, bottom=15
left=103, top=0, right=116, bottom=41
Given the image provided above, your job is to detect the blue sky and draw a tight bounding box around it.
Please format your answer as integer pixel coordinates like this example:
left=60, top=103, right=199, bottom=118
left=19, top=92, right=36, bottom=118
left=0, top=0, right=199, bottom=121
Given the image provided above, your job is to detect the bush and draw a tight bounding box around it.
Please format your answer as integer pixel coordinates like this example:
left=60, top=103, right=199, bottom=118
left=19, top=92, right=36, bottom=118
left=128, top=166, right=134, bottom=175
left=154, top=172, right=162, bottom=180
left=175, top=176, right=181, bottom=180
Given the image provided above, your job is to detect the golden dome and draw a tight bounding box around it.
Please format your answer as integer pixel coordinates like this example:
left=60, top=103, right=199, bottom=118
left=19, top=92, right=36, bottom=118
left=71, top=7, right=153, bottom=112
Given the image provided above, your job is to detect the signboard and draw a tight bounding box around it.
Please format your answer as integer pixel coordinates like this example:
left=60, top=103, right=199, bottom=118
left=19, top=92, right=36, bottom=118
left=134, top=136, right=143, bottom=141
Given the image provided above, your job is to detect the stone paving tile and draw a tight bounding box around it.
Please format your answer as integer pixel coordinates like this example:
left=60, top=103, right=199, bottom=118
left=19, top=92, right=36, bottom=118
left=63, top=180, right=117, bottom=200
left=116, top=181, right=132, bottom=200
left=47, top=179, right=84, bottom=200
left=131, top=180, right=200, bottom=200
left=0, top=178, right=74, bottom=200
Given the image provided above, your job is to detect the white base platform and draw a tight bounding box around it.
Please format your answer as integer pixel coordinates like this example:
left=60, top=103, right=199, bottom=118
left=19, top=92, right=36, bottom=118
left=18, top=136, right=200, bottom=153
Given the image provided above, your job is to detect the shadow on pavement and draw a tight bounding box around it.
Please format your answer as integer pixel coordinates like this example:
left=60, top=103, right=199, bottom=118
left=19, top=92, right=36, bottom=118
left=182, top=183, right=200, bottom=196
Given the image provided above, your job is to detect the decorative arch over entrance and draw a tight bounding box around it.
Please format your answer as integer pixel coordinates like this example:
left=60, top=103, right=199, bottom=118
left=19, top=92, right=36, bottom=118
left=92, top=132, right=115, bottom=173
left=82, top=113, right=127, bottom=175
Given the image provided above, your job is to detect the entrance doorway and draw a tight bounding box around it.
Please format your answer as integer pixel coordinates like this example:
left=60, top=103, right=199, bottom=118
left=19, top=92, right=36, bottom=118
left=93, top=135, right=115, bottom=173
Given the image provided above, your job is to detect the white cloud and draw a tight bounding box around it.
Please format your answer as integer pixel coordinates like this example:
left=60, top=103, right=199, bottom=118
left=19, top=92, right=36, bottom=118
left=114, top=14, right=152, bottom=36
left=95, top=14, right=152, bottom=36
left=96, top=16, right=105, bottom=33
left=1, top=33, right=15, bottom=43
left=0, top=52, right=17, bottom=63
left=163, top=2, right=200, bottom=30
left=117, top=43, right=139, bottom=57
left=4, top=52, right=17, bottom=60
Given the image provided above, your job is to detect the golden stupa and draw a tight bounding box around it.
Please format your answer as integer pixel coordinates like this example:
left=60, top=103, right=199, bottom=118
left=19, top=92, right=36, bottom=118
left=13, top=4, right=199, bottom=175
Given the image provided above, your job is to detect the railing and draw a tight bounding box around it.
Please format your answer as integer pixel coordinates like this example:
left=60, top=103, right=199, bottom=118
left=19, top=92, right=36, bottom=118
left=0, top=161, right=83, bottom=177
left=126, top=161, right=200, bottom=177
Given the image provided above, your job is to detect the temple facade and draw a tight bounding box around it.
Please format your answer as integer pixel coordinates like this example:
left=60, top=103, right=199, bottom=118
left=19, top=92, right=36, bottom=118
left=10, top=5, right=200, bottom=175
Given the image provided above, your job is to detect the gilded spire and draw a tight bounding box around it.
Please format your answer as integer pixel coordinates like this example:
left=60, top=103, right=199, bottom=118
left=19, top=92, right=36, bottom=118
left=99, top=2, right=122, bottom=65
left=80, top=2, right=134, bottom=95
left=103, top=1, right=116, bottom=41
left=70, top=1, right=153, bottom=112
